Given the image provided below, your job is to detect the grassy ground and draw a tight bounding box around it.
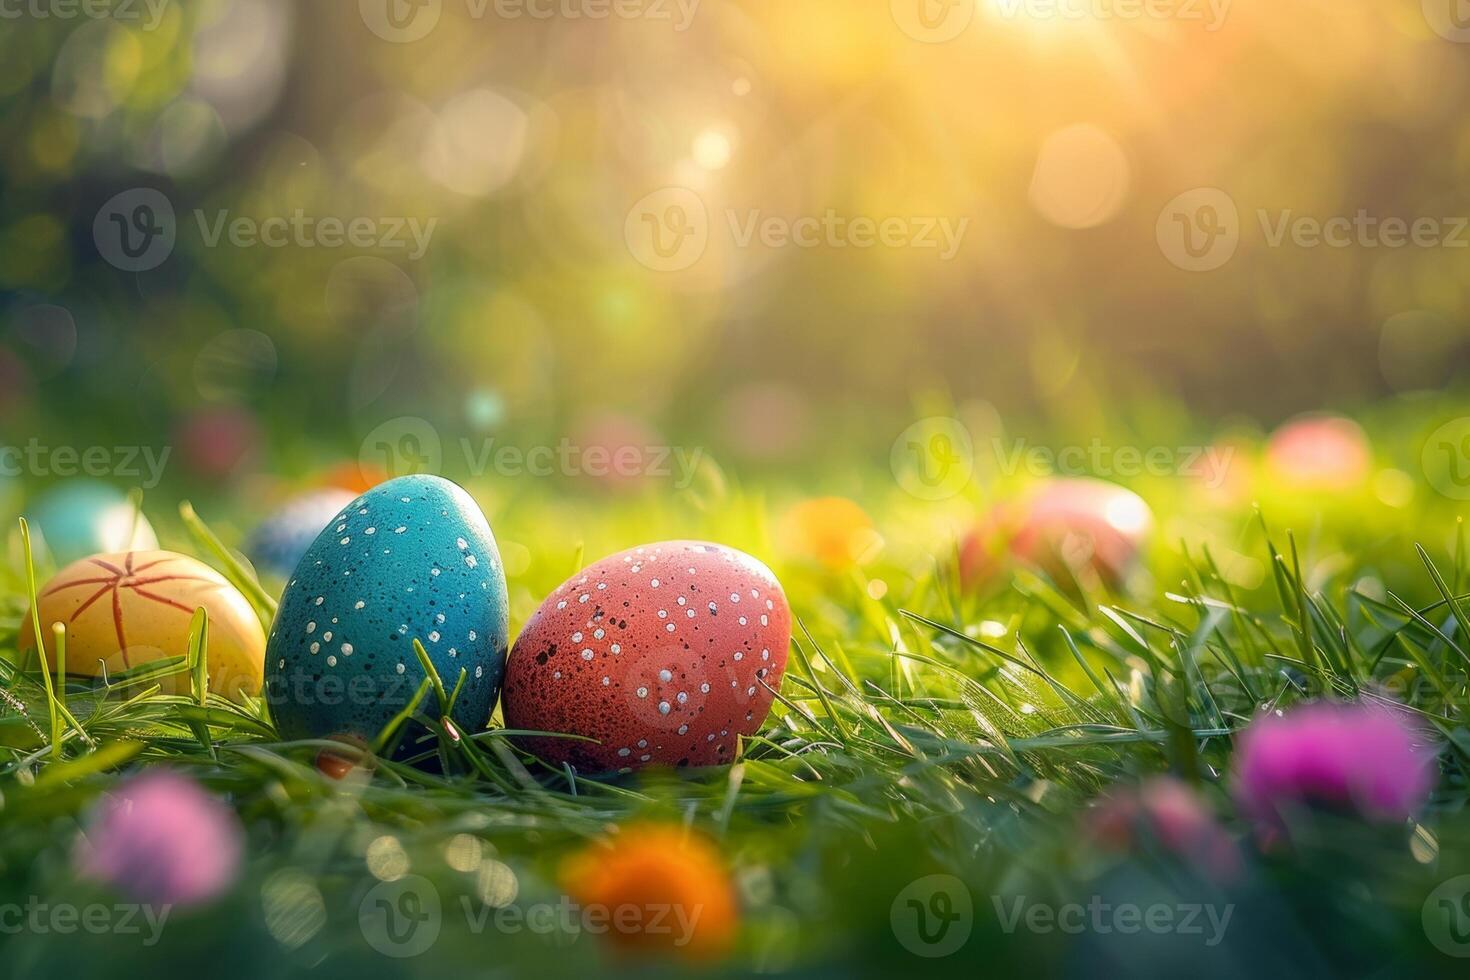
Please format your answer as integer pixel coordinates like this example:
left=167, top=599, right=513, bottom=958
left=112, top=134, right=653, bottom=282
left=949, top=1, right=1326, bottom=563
left=2, top=412, right=1469, bottom=978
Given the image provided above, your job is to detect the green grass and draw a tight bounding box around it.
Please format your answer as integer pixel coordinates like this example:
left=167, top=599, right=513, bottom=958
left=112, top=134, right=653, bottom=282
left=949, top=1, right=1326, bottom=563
left=1, top=448, right=1468, bottom=979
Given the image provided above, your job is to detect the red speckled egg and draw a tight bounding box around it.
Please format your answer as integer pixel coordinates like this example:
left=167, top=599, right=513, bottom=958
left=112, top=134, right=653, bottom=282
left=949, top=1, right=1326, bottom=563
left=503, top=541, right=791, bottom=772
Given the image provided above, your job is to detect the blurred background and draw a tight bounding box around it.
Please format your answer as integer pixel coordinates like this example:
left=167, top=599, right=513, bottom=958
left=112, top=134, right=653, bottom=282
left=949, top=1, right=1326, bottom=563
left=8, top=7, right=1470, bottom=976
left=1, top=0, right=1470, bottom=529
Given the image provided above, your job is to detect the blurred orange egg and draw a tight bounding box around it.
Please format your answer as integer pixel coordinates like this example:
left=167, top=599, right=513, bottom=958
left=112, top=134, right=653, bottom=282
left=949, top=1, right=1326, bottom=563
left=320, top=461, right=389, bottom=494
left=561, top=824, right=738, bottom=961
left=780, top=496, right=880, bottom=569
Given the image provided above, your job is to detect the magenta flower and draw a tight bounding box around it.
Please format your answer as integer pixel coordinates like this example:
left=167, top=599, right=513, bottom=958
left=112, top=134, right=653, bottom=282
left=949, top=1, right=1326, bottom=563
left=75, top=770, right=243, bottom=906
left=1090, top=777, right=1241, bottom=881
left=1233, top=701, right=1437, bottom=832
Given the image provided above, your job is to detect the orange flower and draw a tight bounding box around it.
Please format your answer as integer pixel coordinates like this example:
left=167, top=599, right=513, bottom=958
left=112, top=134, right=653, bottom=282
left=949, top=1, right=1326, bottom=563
left=561, top=824, right=738, bottom=961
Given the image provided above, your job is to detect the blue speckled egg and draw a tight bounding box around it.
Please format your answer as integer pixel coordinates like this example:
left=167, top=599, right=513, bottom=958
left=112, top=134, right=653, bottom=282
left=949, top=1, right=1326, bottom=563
left=26, top=480, right=158, bottom=566
left=263, top=475, right=510, bottom=752
left=245, top=488, right=358, bottom=579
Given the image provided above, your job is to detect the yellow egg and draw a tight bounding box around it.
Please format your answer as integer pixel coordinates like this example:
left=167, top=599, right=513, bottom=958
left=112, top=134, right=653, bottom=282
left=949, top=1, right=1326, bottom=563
left=20, top=550, right=266, bottom=701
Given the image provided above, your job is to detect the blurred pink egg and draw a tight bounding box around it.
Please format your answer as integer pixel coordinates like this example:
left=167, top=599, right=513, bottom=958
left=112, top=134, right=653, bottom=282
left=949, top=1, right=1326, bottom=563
left=176, top=407, right=261, bottom=482
left=1089, top=778, right=1241, bottom=882
left=74, top=770, right=243, bottom=906
left=1265, top=414, right=1371, bottom=490
left=0, top=347, right=34, bottom=416
left=570, top=411, right=664, bottom=492
left=718, top=382, right=811, bottom=462
left=960, top=477, right=1153, bottom=591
